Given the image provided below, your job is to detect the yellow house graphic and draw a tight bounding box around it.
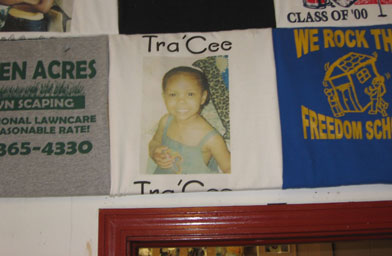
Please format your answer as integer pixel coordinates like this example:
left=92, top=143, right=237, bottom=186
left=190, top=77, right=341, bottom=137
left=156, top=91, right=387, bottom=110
left=323, top=52, right=388, bottom=117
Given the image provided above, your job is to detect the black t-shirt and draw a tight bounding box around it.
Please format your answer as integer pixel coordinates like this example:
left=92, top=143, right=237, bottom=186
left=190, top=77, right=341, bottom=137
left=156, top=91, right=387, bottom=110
left=118, top=0, right=276, bottom=34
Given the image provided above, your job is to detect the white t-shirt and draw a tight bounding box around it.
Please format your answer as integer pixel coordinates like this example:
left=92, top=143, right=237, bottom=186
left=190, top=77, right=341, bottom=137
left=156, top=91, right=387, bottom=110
left=108, top=29, right=282, bottom=195
left=275, top=0, right=392, bottom=28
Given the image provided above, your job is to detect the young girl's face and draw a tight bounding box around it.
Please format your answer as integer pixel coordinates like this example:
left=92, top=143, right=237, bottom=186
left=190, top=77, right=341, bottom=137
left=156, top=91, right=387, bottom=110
left=163, top=73, right=207, bottom=122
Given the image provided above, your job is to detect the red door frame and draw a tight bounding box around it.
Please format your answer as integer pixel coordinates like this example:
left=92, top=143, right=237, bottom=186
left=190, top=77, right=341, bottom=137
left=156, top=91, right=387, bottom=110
left=99, top=201, right=392, bottom=256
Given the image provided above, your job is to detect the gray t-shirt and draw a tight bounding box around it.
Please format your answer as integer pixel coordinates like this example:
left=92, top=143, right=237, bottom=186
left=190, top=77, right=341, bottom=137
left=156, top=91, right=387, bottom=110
left=0, top=36, right=110, bottom=197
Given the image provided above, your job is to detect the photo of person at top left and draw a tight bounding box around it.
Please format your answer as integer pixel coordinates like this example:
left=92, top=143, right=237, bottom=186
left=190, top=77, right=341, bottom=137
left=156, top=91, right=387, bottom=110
left=0, top=0, right=72, bottom=32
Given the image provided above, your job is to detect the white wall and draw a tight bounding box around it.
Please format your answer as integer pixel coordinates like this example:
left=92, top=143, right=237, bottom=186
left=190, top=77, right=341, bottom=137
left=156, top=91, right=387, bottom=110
left=1, top=184, right=392, bottom=256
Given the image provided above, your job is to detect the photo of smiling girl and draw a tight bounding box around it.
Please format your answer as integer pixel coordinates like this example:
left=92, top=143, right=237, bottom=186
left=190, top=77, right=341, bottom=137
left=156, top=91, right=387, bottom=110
left=148, top=66, right=231, bottom=174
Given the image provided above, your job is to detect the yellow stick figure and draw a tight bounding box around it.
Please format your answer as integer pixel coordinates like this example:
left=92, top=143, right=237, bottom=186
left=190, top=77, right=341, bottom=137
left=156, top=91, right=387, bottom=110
left=365, top=76, right=388, bottom=117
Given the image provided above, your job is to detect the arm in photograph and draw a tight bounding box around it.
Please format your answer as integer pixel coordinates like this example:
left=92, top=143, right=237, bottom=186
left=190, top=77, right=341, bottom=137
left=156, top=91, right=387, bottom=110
left=148, top=114, right=174, bottom=169
left=0, top=0, right=26, bottom=5
left=28, top=0, right=53, bottom=13
left=0, top=0, right=53, bottom=13
left=21, top=0, right=40, bottom=4
left=207, top=134, right=231, bottom=173
left=148, top=114, right=166, bottom=159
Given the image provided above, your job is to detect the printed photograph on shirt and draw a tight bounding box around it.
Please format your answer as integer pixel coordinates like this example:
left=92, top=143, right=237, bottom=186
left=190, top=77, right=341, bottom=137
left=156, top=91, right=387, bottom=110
left=0, top=0, right=73, bottom=32
left=141, top=56, right=231, bottom=175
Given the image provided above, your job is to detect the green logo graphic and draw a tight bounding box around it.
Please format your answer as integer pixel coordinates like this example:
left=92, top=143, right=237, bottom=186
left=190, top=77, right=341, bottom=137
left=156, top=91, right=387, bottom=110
left=0, top=81, right=85, bottom=111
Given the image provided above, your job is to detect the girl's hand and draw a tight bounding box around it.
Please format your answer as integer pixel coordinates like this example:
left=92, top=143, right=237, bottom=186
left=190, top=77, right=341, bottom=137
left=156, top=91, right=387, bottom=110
left=152, top=146, right=174, bottom=169
left=23, top=0, right=40, bottom=5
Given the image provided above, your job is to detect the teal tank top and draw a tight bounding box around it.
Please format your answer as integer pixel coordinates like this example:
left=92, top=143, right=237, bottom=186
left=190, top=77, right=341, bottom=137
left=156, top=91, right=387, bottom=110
left=154, top=115, right=219, bottom=174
